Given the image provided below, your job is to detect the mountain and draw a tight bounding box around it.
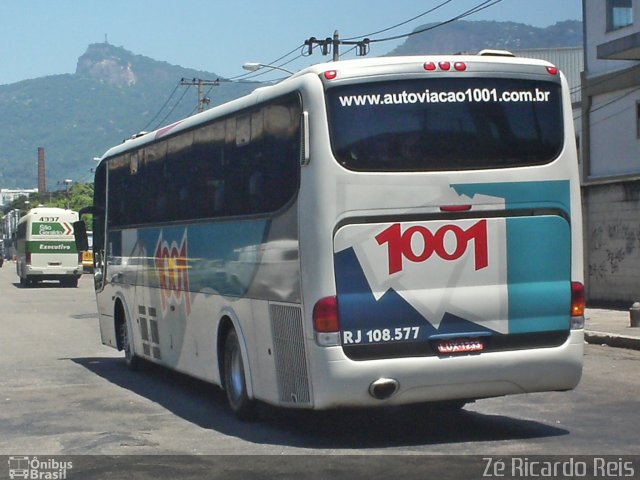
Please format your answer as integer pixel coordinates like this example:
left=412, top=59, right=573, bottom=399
left=387, top=20, right=582, bottom=55
left=0, top=43, right=258, bottom=189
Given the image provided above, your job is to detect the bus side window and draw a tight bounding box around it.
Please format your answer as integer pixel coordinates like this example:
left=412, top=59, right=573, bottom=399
left=249, top=171, right=264, bottom=213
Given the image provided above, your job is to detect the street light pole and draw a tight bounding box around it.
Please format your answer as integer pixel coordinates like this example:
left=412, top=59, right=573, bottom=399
left=242, top=63, right=294, bottom=75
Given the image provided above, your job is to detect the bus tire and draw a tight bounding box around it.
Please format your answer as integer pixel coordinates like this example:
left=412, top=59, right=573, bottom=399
left=223, top=329, right=256, bottom=421
left=120, top=316, right=140, bottom=371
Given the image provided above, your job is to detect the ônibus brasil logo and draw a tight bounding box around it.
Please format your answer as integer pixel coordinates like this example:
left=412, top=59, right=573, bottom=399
left=155, top=230, right=191, bottom=316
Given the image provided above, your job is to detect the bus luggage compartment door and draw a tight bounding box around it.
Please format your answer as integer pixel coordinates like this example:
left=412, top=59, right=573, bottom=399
left=333, top=214, right=571, bottom=359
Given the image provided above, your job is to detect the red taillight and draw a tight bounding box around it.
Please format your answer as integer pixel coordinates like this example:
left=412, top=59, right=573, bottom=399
left=424, top=60, right=466, bottom=72
left=313, top=296, right=339, bottom=332
left=571, top=282, right=585, bottom=317
left=323, top=70, right=338, bottom=80
left=440, top=204, right=472, bottom=212
left=546, top=66, right=559, bottom=75
left=25, top=252, right=32, bottom=265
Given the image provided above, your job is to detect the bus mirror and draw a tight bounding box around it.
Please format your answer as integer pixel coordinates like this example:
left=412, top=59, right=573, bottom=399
left=73, top=220, right=89, bottom=252
left=79, top=205, right=104, bottom=218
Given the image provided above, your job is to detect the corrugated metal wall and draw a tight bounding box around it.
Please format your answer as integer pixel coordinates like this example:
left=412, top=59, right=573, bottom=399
left=515, top=47, right=583, bottom=104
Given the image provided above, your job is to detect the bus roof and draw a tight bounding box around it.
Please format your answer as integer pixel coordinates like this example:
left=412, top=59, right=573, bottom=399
left=19, top=207, right=78, bottom=223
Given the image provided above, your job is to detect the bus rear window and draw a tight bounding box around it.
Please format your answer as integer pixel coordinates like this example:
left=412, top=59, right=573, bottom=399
left=326, top=77, right=563, bottom=171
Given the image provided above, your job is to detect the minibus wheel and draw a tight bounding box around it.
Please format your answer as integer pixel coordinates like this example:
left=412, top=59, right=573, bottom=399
left=120, top=316, right=140, bottom=371
left=223, top=329, right=256, bottom=420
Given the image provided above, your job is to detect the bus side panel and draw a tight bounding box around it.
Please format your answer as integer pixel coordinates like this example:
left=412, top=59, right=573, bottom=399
left=103, top=203, right=301, bottom=397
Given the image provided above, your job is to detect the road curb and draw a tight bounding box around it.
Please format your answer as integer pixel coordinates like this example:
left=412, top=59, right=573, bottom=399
left=585, top=330, right=640, bottom=351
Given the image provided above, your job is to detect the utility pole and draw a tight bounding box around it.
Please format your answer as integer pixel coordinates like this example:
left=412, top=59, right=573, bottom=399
left=304, top=30, right=370, bottom=61
left=180, top=78, right=220, bottom=113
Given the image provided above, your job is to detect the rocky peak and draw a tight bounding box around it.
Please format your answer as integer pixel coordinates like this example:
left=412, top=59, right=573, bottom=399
left=75, top=43, right=138, bottom=86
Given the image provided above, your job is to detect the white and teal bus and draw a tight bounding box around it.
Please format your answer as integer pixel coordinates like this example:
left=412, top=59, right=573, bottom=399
left=17, top=207, right=83, bottom=287
left=77, top=52, right=584, bottom=419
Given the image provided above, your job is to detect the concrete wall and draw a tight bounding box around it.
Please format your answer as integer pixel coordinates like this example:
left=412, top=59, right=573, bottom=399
left=584, top=179, right=640, bottom=304
left=588, top=86, right=640, bottom=177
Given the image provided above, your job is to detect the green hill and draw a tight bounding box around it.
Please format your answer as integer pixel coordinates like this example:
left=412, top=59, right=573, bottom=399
left=387, top=20, right=582, bottom=55
left=0, top=43, right=258, bottom=189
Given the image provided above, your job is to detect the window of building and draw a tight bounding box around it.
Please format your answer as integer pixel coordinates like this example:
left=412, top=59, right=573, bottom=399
left=607, top=0, right=633, bottom=31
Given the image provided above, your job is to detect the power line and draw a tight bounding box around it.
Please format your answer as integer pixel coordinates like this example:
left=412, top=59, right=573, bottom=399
left=368, top=0, right=503, bottom=44
left=186, top=80, right=222, bottom=116
left=224, top=0, right=502, bottom=81
left=573, top=86, right=640, bottom=121
left=153, top=84, right=192, bottom=130
left=227, top=44, right=304, bottom=81
left=343, top=0, right=455, bottom=41
left=180, top=77, right=220, bottom=113
left=303, top=0, right=503, bottom=60
left=144, top=0, right=505, bottom=129
left=141, top=81, right=181, bottom=132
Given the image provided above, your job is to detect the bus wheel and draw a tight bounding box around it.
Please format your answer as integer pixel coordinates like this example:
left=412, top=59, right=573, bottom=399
left=120, top=317, right=140, bottom=371
left=223, top=329, right=256, bottom=420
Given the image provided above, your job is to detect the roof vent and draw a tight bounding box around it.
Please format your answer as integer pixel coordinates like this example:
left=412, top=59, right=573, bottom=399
left=477, top=49, right=515, bottom=57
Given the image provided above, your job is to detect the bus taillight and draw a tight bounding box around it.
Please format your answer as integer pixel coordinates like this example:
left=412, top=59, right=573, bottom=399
left=571, top=282, right=585, bottom=318
left=323, top=70, right=338, bottom=80
left=423, top=61, right=466, bottom=72
left=25, top=252, right=31, bottom=265
left=313, top=296, right=341, bottom=346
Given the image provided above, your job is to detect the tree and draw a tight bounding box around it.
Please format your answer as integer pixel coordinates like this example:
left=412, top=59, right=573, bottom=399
left=3, top=183, right=94, bottom=215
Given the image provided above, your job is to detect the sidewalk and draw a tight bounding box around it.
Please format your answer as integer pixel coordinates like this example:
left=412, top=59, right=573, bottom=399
left=585, top=307, right=640, bottom=351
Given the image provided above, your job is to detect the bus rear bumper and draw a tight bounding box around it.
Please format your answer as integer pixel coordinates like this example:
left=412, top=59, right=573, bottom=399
left=24, top=266, right=83, bottom=279
left=306, top=329, right=584, bottom=410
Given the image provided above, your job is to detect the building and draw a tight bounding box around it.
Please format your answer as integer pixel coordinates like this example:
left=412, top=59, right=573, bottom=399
left=582, top=0, right=640, bottom=304
left=515, top=47, right=583, bottom=161
left=0, top=188, right=37, bottom=208
left=516, top=47, right=583, bottom=105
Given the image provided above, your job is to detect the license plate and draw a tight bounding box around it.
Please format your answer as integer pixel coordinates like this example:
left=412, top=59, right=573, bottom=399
left=436, top=337, right=484, bottom=354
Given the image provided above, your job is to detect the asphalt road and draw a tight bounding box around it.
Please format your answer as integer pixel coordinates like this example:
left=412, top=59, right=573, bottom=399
left=0, top=262, right=638, bottom=477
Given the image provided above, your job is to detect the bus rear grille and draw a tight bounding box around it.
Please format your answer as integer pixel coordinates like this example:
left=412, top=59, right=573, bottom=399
left=138, top=304, right=161, bottom=361
left=270, top=304, right=311, bottom=406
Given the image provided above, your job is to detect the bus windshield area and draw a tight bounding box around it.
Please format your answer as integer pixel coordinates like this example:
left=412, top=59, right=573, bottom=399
left=326, top=77, right=563, bottom=172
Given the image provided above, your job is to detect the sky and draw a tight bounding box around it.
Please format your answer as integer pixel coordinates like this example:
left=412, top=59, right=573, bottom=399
left=0, top=0, right=583, bottom=85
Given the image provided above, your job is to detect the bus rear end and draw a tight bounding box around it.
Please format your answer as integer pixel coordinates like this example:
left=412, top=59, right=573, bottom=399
left=300, top=54, right=583, bottom=408
left=17, top=208, right=83, bottom=287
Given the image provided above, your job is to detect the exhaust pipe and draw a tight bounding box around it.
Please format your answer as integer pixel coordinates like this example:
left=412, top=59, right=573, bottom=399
left=369, top=378, right=399, bottom=400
